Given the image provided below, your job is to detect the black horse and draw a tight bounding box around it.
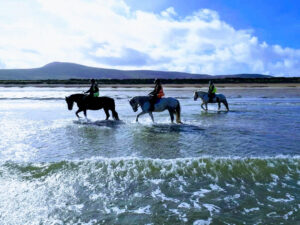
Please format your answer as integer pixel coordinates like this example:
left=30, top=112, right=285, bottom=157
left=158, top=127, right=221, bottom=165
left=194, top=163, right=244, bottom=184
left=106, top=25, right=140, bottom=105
left=65, top=94, right=119, bottom=120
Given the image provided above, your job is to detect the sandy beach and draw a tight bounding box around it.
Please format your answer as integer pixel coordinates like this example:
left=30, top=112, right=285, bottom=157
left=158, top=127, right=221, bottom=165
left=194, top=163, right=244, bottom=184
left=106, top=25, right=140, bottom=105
left=0, top=82, right=299, bottom=88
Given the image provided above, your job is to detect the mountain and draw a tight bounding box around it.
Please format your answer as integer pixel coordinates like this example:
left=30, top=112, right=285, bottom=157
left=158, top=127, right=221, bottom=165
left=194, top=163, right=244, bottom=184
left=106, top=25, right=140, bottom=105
left=0, top=62, right=272, bottom=80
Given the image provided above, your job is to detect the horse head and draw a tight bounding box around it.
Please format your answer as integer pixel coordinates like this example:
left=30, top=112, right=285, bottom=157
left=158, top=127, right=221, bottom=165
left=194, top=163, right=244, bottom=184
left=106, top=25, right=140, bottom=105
left=193, top=91, right=198, bottom=101
left=129, top=97, right=138, bottom=112
left=194, top=91, right=207, bottom=101
left=65, top=96, right=74, bottom=110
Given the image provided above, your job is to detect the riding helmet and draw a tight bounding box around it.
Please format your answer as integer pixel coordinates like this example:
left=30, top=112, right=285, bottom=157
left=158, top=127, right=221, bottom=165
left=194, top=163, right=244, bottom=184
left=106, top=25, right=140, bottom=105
left=154, top=79, right=161, bottom=84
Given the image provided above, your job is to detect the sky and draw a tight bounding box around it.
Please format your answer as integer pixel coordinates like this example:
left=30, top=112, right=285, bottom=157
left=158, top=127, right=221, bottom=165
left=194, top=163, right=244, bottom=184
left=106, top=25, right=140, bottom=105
left=0, top=0, right=299, bottom=76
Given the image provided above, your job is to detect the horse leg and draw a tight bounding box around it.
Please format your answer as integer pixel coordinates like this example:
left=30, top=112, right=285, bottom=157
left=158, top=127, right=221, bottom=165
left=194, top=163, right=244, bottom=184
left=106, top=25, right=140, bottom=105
left=136, top=112, right=146, bottom=122
left=201, top=103, right=206, bottom=111
left=76, top=109, right=83, bottom=118
left=104, top=108, right=110, bottom=120
left=218, top=102, right=221, bottom=111
left=83, top=110, right=87, bottom=118
left=205, top=103, right=208, bottom=111
left=149, top=112, right=154, bottom=123
left=111, top=109, right=119, bottom=120
left=223, top=100, right=229, bottom=111
left=168, top=109, right=174, bottom=123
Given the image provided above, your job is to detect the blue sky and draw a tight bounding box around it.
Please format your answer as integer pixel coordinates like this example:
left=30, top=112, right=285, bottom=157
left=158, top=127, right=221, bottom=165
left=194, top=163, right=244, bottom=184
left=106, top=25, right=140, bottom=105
left=126, top=0, right=300, bottom=48
left=0, top=0, right=299, bottom=76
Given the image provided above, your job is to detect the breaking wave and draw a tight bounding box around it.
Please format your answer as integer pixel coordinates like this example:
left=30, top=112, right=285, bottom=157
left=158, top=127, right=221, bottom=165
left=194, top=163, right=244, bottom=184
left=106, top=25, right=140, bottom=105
left=1, top=156, right=299, bottom=224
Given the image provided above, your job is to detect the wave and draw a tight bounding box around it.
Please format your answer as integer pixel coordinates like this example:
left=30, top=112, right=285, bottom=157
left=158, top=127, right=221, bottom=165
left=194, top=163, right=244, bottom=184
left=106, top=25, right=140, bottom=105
left=2, top=156, right=299, bottom=181
left=1, top=156, right=299, bottom=224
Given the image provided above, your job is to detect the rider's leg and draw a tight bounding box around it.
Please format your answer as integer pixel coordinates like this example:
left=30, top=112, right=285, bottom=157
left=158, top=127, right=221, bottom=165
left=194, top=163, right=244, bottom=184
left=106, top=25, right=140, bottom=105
left=149, top=96, right=157, bottom=111
left=211, top=93, right=215, bottom=103
left=208, top=93, right=212, bottom=103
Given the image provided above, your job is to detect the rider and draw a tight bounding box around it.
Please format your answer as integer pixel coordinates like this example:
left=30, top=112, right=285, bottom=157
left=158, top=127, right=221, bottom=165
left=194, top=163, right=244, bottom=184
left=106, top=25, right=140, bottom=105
left=148, top=78, right=165, bottom=111
left=208, top=80, right=217, bottom=102
left=85, top=79, right=99, bottom=98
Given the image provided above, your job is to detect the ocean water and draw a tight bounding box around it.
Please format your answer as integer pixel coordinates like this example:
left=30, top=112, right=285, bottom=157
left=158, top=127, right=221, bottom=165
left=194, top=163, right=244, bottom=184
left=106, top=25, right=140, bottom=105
left=0, top=87, right=299, bottom=224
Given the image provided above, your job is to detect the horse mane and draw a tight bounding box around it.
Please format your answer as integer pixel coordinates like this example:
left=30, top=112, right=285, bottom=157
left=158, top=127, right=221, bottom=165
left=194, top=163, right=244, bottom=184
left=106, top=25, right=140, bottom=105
left=67, top=93, right=86, bottom=103
left=134, top=96, right=150, bottom=106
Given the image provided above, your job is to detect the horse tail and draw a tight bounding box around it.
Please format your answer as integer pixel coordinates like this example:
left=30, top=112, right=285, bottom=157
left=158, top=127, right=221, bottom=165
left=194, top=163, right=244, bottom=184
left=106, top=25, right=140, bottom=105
left=223, top=99, right=229, bottom=111
left=111, top=99, right=120, bottom=120
left=175, top=101, right=182, bottom=124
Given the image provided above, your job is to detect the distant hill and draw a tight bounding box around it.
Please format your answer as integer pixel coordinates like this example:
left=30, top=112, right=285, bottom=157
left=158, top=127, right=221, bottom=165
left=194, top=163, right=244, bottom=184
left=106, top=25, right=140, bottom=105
left=0, top=62, right=272, bottom=80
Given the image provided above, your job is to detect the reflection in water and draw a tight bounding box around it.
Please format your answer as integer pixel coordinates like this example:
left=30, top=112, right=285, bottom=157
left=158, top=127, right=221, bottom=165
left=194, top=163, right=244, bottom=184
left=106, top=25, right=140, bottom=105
left=0, top=87, right=299, bottom=162
left=64, top=122, right=120, bottom=159
left=131, top=124, right=182, bottom=159
left=74, top=119, right=125, bottom=128
left=130, top=124, right=204, bottom=159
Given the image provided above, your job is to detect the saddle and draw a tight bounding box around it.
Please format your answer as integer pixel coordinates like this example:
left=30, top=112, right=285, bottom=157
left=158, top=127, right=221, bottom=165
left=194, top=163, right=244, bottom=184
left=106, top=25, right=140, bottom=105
left=83, top=95, right=99, bottom=104
left=208, top=96, right=219, bottom=103
left=155, top=98, right=162, bottom=104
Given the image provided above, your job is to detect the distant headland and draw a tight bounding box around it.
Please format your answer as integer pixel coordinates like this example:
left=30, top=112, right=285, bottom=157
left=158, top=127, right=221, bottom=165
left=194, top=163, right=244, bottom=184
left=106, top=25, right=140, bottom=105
left=0, top=62, right=299, bottom=87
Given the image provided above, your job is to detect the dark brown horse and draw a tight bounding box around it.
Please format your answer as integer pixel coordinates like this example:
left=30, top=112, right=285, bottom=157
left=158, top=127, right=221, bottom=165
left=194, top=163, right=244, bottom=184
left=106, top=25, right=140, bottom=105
left=65, top=94, right=119, bottom=120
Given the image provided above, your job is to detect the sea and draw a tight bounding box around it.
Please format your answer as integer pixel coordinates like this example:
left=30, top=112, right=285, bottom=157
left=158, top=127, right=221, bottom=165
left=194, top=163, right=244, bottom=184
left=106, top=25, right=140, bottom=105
left=0, top=86, right=299, bottom=225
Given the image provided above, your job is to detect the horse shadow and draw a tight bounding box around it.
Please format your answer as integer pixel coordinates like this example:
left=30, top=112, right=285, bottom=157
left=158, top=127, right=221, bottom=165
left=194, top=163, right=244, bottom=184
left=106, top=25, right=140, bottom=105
left=201, top=110, right=229, bottom=114
left=143, top=123, right=205, bottom=134
left=73, top=119, right=125, bottom=128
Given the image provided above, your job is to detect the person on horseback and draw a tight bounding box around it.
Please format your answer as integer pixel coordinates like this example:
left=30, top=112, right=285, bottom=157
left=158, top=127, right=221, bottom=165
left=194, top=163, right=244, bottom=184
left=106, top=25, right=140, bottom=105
left=148, top=78, right=165, bottom=111
left=85, top=79, right=99, bottom=98
left=208, top=80, right=217, bottom=102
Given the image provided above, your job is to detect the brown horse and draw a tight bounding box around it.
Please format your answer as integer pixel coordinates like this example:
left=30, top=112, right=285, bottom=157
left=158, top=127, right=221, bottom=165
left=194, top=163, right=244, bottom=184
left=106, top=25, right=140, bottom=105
left=65, top=94, right=119, bottom=120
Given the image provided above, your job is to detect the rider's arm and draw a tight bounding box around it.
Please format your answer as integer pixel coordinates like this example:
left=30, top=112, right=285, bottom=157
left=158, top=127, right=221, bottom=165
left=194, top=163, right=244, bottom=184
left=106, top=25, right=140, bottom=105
left=149, top=90, right=155, bottom=95
left=85, top=85, right=92, bottom=94
left=149, top=85, right=157, bottom=95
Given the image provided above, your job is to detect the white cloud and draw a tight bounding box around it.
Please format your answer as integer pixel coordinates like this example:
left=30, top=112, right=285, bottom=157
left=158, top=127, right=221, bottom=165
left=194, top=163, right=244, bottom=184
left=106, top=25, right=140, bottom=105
left=0, top=0, right=299, bottom=76
left=161, top=7, right=177, bottom=17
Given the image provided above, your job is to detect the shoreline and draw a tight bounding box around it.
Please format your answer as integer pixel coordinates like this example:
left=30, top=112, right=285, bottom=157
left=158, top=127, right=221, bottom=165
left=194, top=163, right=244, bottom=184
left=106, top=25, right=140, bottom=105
left=0, top=83, right=299, bottom=88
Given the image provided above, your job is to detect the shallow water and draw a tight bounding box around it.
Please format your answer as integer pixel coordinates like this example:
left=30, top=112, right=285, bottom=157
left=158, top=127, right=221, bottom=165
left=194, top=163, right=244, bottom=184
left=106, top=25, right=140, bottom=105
left=0, top=87, right=299, bottom=224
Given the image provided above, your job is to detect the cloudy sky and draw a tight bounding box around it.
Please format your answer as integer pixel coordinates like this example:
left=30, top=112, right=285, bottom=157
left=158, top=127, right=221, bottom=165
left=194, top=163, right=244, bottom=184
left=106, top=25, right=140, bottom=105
left=0, top=0, right=299, bottom=76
